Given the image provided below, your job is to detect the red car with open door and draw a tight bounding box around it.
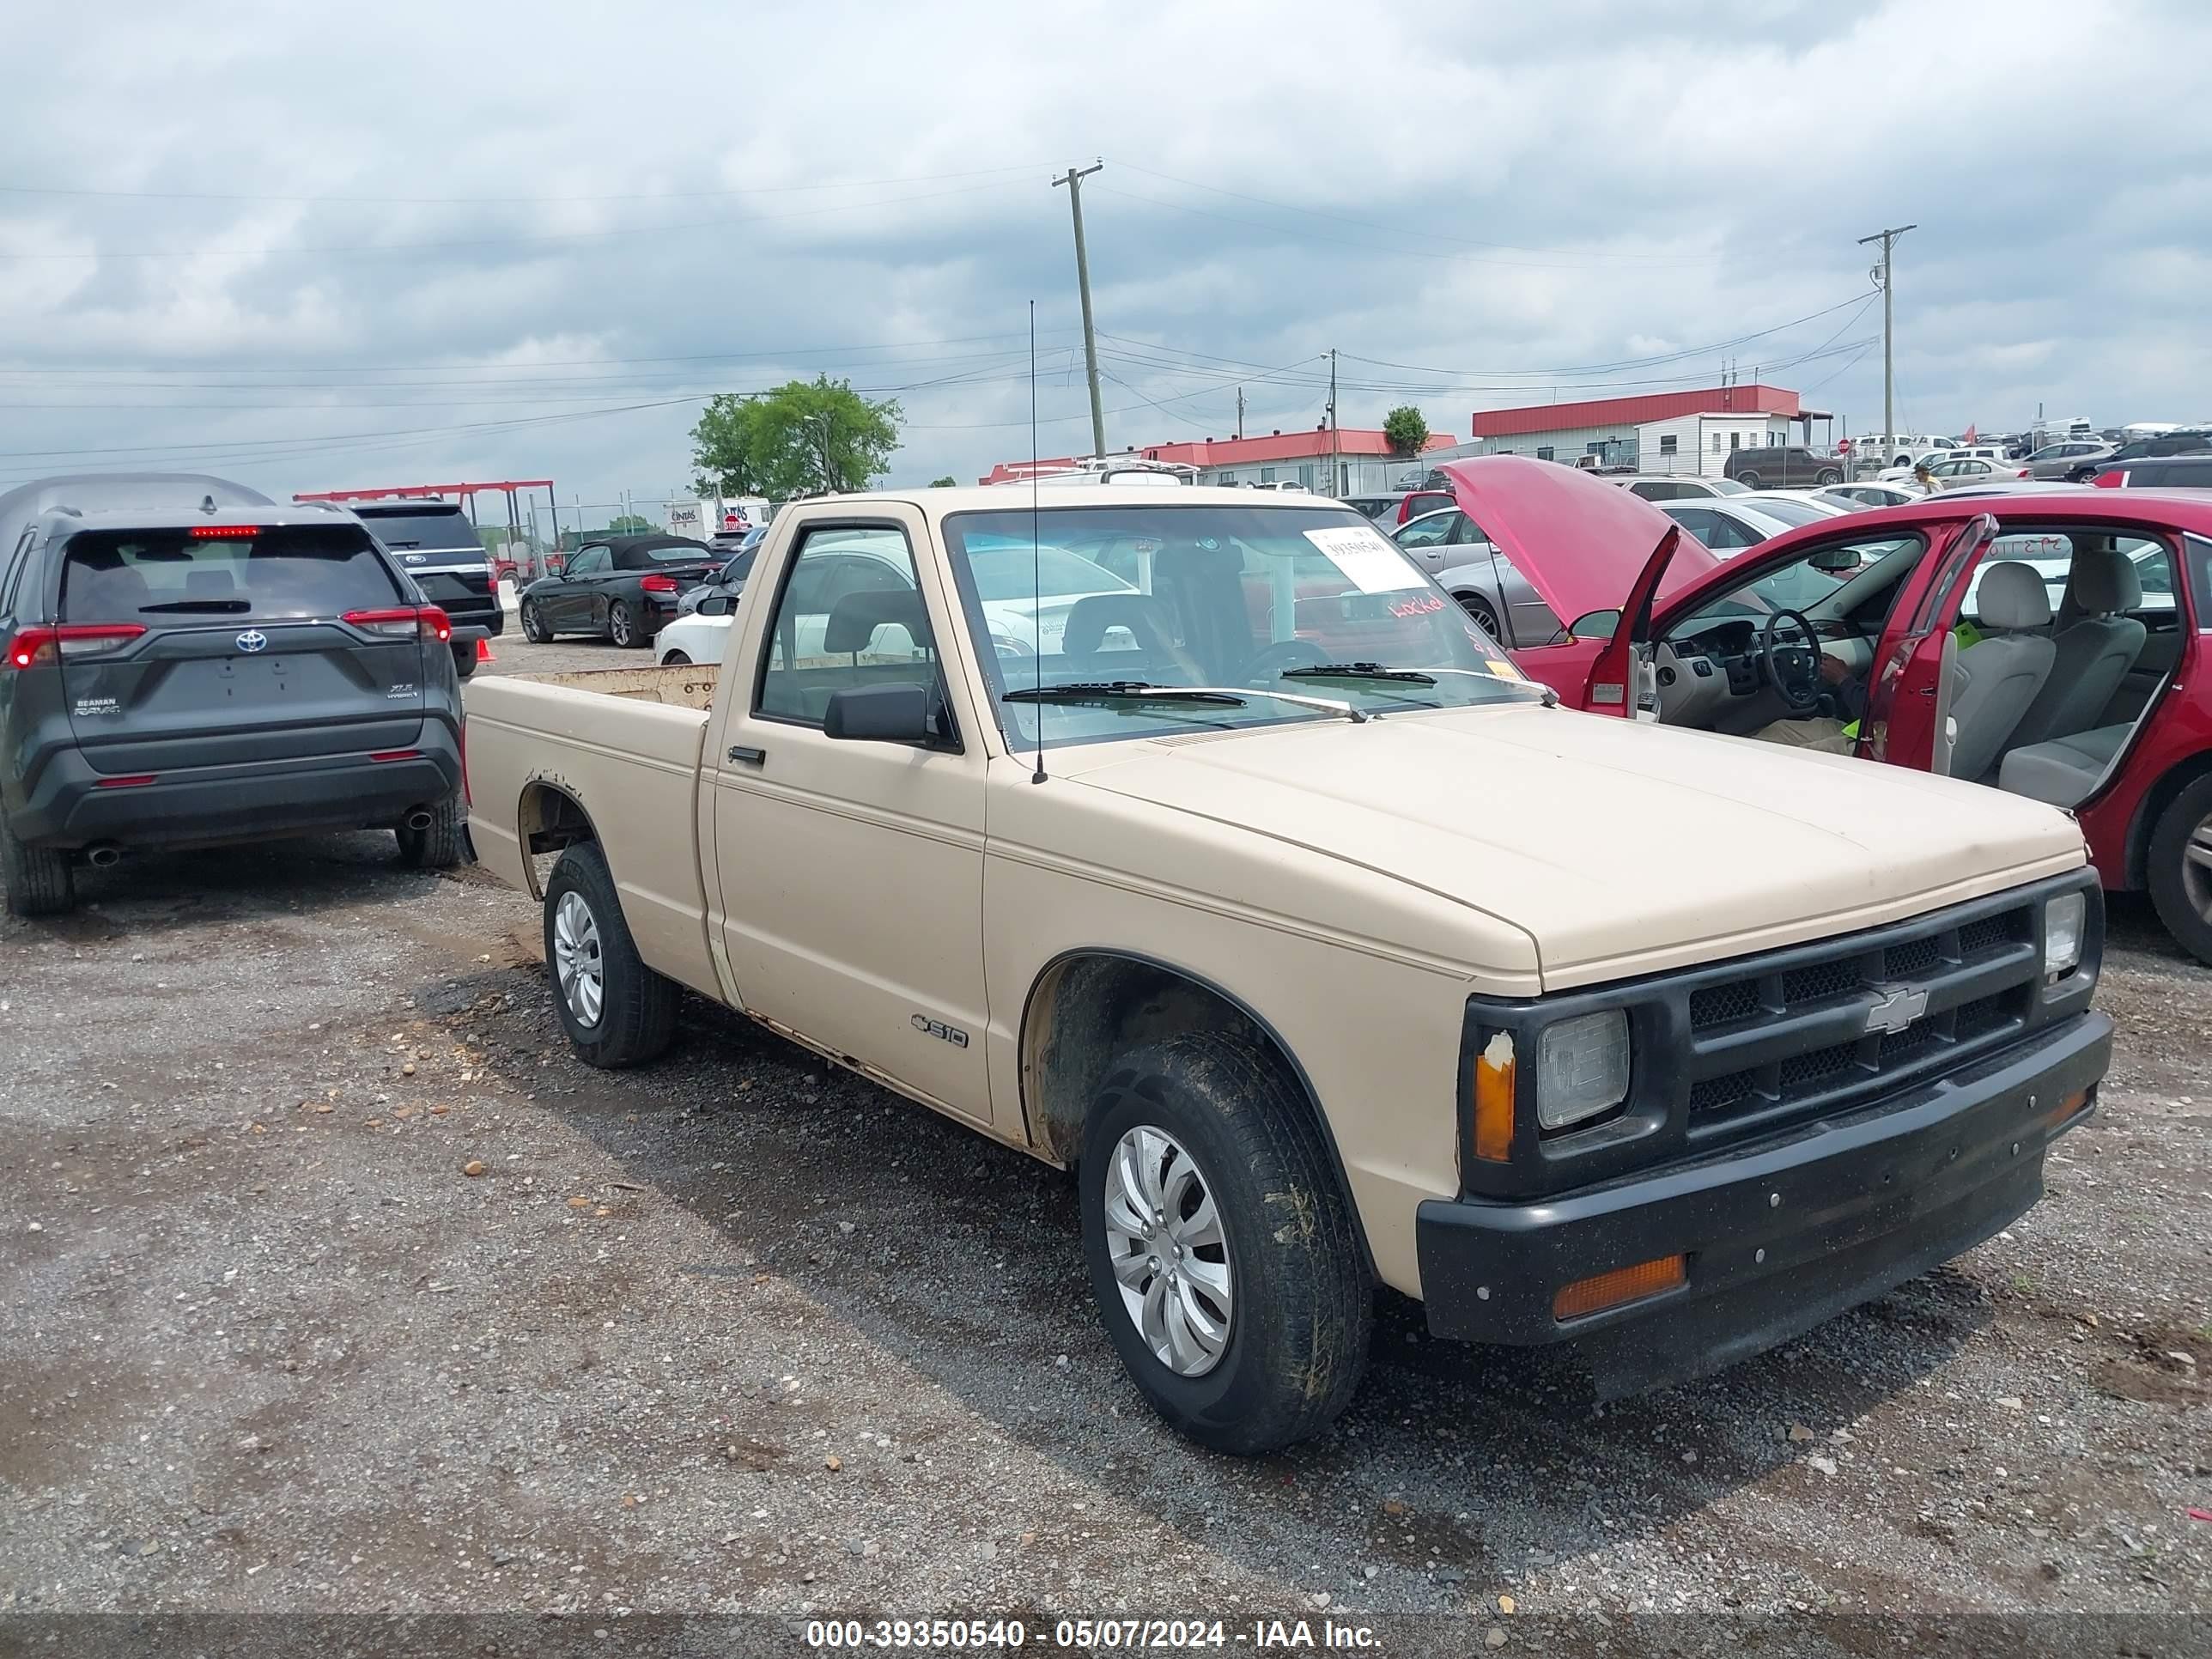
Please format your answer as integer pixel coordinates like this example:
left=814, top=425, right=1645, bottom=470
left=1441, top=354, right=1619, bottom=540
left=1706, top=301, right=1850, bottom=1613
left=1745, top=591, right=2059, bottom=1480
left=1437, top=459, right=2212, bottom=963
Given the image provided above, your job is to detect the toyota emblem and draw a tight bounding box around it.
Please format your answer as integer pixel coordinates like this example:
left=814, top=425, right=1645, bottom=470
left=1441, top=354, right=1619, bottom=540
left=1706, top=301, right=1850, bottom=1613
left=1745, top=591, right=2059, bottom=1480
left=235, top=629, right=269, bottom=654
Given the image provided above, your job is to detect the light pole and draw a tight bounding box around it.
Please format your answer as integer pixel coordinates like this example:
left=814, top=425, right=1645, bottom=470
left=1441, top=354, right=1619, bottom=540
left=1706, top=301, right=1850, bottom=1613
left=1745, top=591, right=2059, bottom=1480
left=1858, top=223, right=1916, bottom=462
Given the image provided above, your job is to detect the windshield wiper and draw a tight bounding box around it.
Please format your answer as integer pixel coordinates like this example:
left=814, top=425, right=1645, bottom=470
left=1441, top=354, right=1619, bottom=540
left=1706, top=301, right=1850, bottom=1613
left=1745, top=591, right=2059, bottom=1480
left=1003, top=680, right=1368, bottom=723
left=1281, top=661, right=1437, bottom=685
left=138, top=599, right=251, bottom=613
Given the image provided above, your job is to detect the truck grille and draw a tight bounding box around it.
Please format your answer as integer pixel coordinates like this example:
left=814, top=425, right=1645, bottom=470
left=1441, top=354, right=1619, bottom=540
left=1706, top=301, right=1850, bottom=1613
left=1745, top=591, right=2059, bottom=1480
left=1677, top=894, right=2039, bottom=1143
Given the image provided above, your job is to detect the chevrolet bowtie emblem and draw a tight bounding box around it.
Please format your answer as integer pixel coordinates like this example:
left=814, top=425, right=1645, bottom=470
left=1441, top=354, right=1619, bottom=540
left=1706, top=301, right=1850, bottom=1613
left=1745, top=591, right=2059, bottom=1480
left=1863, top=983, right=1930, bottom=1036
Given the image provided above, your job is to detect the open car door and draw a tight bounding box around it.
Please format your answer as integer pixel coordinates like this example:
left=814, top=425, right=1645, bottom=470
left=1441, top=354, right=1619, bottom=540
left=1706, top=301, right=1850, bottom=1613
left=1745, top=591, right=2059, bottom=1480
left=1861, top=513, right=1999, bottom=774
left=1578, top=526, right=1684, bottom=720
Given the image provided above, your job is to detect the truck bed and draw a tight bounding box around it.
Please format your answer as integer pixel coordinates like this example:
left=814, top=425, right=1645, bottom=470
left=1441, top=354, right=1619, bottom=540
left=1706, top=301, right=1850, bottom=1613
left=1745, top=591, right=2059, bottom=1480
left=462, top=664, right=723, bottom=999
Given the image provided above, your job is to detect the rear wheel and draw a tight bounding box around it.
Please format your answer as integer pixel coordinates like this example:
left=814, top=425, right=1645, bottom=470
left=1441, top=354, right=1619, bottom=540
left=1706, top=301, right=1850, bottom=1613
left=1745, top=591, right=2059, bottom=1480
left=659, top=649, right=691, bottom=665
left=1079, top=1030, right=1371, bottom=1455
left=395, top=792, right=469, bottom=870
left=543, top=842, right=678, bottom=1066
left=606, top=600, right=641, bottom=648
left=0, top=814, right=74, bottom=917
left=2147, top=773, right=2212, bottom=965
left=520, top=600, right=552, bottom=643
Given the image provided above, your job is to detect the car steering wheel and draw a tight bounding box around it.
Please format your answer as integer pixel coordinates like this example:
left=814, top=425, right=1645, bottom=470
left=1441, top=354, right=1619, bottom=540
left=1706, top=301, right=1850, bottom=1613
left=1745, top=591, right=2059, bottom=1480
left=1243, top=637, right=1331, bottom=684
left=1759, top=609, right=1825, bottom=716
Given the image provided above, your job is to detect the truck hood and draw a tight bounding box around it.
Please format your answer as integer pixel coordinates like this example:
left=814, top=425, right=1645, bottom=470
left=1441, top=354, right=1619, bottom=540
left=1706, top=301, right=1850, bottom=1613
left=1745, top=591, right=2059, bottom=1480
left=1438, top=456, right=1722, bottom=626
left=1066, top=705, right=2086, bottom=988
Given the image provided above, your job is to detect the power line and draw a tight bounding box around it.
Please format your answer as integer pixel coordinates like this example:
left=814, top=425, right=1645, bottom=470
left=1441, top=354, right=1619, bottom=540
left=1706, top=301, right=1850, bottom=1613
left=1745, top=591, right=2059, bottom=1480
left=0, top=161, right=1052, bottom=207
left=0, top=178, right=1029, bottom=261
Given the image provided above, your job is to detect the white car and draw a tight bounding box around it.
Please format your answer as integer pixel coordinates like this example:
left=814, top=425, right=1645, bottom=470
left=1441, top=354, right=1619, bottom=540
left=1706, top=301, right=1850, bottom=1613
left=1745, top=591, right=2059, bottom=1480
left=1608, top=474, right=1750, bottom=501
left=1725, top=491, right=1854, bottom=526
left=1651, top=498, right=1802, bottom=554
left=1882, top=455, right=2033, bottom=491
left=1816, top=482, right=1923, bottom=510
left=655, top=609, right=734, bottom=666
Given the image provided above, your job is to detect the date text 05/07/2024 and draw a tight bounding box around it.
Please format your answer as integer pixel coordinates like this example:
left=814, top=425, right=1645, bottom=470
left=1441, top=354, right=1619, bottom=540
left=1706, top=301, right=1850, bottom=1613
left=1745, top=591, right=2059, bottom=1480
left=802, top=1618, right=1383, bottom=1649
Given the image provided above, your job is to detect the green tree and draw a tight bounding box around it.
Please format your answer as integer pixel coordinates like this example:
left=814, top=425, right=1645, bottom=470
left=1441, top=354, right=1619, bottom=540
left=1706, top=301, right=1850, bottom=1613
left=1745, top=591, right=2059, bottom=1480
left=606, top=514, right=655, bottom=535
left=1382, top=404, right=1431, bottom=458
left=930, top=475, right=959, bottom=488
left=690, top=376, right=902, bottom=501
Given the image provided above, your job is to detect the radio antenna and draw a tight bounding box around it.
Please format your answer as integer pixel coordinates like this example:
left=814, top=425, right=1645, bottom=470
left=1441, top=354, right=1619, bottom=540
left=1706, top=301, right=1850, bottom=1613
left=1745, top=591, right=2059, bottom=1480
left=1030, top=300, right=1048, bottom=785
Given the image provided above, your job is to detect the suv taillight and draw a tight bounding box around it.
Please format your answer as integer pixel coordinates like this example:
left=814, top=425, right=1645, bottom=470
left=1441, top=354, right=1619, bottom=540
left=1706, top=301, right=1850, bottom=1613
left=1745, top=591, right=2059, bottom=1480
left=638, top=573, right=679, bottom=593
left=4, top=623, right=146, bottom=671
left=344, top=605, right=453, bottom=641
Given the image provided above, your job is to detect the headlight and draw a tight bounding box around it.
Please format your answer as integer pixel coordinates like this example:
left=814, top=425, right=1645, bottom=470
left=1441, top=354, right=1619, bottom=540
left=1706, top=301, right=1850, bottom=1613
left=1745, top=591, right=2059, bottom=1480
left=2044, top=891, right=2086, bottom=979
left=1534, top=1009, right=1632, bottom=1131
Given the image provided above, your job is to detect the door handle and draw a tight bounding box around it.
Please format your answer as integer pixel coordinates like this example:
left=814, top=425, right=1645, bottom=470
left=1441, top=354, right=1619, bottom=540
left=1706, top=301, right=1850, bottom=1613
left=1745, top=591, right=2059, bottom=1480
left=727, top=744, right=766, bottom=766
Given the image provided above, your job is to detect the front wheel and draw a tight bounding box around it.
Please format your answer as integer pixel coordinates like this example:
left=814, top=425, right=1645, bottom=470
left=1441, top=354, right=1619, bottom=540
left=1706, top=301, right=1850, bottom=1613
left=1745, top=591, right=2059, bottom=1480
left=0, top=813, right=75, bottom=917
left=1079, top=1031, right=1371, bottom=1455
left=2147, top=774, right=2212, bottom=964
left=520, top=600, right=552, bottom=643
left=543, top=842, right=678, bottom=1066
left=606, top=600, right=642, bottom=649
left=1815, top=468, right=1843, bottom=486
left=1735, top=470, right=1762, bottom=489
left=659, top=649, right=692, bottom=666
left=1455, top=592, right=1503, bottom=639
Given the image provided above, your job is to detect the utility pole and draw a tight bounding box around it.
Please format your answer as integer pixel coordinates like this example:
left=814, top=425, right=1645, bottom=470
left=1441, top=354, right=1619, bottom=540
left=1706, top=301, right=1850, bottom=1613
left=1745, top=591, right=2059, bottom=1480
left=1327, top=349, right=1339, bottom=496
left=1859, top=223, right=1916, bottom=451
left=1235, top=386, right=1245, bottom=441
left=1053, top=161, right=1107, bottom=459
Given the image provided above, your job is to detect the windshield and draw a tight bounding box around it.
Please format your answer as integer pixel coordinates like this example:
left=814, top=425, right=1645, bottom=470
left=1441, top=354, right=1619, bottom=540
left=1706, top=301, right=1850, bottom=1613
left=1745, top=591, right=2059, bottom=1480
left=354, top=507, right=480, bottom=554
left=942, top=504, right=1542, bottom=751
left=58, top=525, right=406, bottom=623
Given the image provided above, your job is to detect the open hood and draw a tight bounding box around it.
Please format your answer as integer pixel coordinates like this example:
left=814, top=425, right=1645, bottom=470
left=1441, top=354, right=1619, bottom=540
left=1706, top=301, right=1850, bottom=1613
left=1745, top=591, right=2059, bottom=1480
left=1437, top=457, right=1722, bottom=627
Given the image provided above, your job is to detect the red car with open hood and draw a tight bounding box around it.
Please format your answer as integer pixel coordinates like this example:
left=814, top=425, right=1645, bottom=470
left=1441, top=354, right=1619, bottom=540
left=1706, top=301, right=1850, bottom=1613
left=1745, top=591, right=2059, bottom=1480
left=1437, top=458, right=2212, bottom=963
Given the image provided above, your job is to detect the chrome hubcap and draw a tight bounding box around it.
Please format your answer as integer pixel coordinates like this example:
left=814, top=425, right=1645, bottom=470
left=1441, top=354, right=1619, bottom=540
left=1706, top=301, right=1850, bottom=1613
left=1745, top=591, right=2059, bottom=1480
left=2184, top=811, right=2212, bottom=923
left=551, top=890, right=604, bottom=1025
left=1102, top=1126, right=1233, bottom=1376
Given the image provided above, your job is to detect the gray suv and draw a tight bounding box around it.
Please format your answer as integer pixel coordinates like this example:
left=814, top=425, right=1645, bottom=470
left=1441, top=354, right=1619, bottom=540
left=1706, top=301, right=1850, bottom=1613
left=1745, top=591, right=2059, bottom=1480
left=1, top=474, right=467, bottom=916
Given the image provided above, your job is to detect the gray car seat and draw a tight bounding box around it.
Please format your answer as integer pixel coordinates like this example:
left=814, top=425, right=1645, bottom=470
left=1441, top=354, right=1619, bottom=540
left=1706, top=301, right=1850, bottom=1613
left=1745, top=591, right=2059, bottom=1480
left=1946, top=561, right=2057, bottom=784
left=1998, top=544, right=2145, bottom=753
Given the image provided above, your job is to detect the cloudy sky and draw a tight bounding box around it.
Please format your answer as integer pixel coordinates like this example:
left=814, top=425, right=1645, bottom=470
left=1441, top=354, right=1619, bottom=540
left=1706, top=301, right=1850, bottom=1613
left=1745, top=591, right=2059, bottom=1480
left=5, top=0, right=2208, bottom=524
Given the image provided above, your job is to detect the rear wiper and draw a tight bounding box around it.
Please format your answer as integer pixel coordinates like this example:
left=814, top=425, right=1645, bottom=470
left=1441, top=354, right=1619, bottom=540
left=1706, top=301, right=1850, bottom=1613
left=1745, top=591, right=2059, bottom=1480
left=1281, top=661, right=1437, bottom=685
left=1003, top=680, right=1367, bottom=723
left=139, top=599, right=251, bottom=613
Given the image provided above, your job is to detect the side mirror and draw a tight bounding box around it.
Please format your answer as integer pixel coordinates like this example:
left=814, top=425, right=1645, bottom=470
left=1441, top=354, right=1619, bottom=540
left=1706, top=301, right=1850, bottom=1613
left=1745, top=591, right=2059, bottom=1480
left=698, top=593, right=732, bottom=617
left=823, top=682, right=948, bottom=747
left=1568, top=608, right=1623, bottom=642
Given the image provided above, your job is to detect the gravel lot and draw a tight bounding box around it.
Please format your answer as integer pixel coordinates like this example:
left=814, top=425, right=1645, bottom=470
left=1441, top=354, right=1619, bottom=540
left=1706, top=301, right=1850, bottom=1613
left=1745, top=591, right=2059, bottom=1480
left=3, top=634, right=2207, bottom=1644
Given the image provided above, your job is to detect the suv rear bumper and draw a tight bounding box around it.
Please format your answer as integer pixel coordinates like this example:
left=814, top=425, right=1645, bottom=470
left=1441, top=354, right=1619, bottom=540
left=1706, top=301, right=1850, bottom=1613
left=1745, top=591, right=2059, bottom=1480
left=9, top=728, right=461, bottom=851
left=1413, top=1010, right=2111, bottom=1398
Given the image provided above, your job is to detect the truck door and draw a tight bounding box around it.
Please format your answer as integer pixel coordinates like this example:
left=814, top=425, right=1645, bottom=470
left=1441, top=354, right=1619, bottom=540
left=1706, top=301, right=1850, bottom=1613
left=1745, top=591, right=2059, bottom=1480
left=703, top=511, right=995, bottom=1126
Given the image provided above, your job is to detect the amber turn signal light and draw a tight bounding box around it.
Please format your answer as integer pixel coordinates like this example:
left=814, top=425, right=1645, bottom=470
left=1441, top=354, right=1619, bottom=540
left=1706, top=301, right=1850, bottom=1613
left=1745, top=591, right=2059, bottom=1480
left=1472, top=1033, right=1516, bottom=1163
left=1553, top=1253, right=1686, bottom=1322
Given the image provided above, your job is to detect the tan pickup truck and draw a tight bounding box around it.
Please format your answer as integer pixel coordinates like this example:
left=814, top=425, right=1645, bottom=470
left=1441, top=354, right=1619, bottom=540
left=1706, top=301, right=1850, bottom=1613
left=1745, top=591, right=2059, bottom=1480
left=465, top=484, right=2112, bottom=1453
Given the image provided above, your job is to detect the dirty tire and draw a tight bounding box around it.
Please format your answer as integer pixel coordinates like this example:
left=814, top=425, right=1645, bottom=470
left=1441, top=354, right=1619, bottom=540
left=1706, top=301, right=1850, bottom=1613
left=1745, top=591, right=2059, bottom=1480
left=2147, top=771, right=2212, bottom=965
left=544, top=841, right=677, bottom=1067
left=396, top=792, right=470, bottom=871
left=0, top=812, right=75, bottom=918
left=607, top=600, right=642, bottom=648
left=451, top=641, right=477, bottom=681
left=520, top=600, right=551, bottom=643
left=1080, top=1030, right=1371, bottom=1455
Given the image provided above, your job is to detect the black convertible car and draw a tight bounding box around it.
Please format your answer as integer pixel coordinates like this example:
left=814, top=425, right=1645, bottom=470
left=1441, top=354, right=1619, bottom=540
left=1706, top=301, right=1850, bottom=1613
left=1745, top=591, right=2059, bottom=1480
left=518, top=534, right=719, bottom=647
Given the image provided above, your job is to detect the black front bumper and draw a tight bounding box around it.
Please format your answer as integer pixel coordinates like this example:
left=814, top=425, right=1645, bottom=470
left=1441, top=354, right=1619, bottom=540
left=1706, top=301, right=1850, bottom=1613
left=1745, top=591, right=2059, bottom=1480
left=1415, top=1010, right=2111, bottom=1398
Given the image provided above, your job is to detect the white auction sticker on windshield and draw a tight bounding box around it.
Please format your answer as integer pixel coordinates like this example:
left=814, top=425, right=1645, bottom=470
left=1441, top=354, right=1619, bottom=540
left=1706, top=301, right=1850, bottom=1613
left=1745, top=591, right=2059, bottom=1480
left=1301, top=524, right=1427, bottom=594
